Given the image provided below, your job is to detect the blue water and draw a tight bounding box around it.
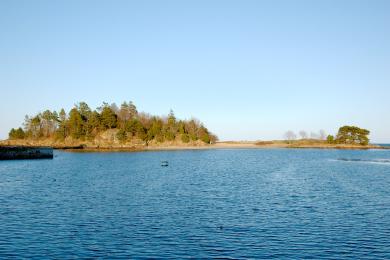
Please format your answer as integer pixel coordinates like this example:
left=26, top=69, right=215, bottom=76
left=1, top=149, right=390, bottom=259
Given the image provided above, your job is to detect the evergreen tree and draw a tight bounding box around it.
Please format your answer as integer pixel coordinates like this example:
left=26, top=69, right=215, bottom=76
left=336, top=126, right=370, bottom=145
left=67, top=108, right=85, bottom=139
left=8, top=101, right=217, bottom=144
left=86, top=111, right=101, bottom=133
left=128, top=101, right=138, bottom=118
left=28, top=115, right=42, bottom=138
left=198, top=125, right=211, bottom=143
left=178, top=121, right=186, bottom=134
left=186, top=119, right=199, bottom=141
left=118, top=102, right=130, bottom=124
left=164, top=110, right=177, bottom=141
left=167, top=109, right=176, bottom=125
left=116, top=129, right=127, bottom=143
left=56, top=109, right=67, bottom=140
left=77, top=102, right=92, bottom=121
left=147, top=118, right=163, bottom=142
left=100, top=106, right=117, bottom=129
left=9, top=127, right=25, bottom=139
left=327, top=135, right=334, bottom=144
left=41, top=110, right=58, bottom=137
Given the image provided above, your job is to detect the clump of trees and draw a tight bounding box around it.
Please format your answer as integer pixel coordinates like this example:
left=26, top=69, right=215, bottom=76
left=8, top=101, right=218, bottom=144
left=8, top=127, right=26, bottom=139
left=327, top=125, right=370, bottom=145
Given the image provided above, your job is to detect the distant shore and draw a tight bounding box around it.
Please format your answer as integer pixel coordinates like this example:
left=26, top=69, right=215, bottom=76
left=0, top=139, right=387, bottom=152
left=142, top=141, right=386, bottom=151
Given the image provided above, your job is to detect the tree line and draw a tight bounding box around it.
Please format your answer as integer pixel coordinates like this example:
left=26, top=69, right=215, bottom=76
left=8, top=101, right=218, bottom=144
left=284, top=129, right=328, bottom=141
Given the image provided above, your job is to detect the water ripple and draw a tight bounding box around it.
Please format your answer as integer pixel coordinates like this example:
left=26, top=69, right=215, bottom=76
left=0, top=149, right=390, bottom=259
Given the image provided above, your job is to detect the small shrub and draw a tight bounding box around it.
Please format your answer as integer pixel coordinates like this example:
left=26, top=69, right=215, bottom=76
left=326, top=135, right=334, bottom=144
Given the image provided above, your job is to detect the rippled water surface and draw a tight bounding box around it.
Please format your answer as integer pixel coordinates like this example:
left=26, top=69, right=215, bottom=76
left=1, top=149, right=390, bottom=259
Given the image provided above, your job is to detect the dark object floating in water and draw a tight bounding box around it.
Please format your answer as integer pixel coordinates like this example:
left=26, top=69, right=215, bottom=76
left=0, top=146, right=53, bottom=160
left=161, top=161, right=169, bottom=167
left=337, top=158, right=390, bottom=164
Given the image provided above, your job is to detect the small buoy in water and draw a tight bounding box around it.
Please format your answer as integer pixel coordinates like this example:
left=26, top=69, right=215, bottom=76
left=161, top=161, right=169, bottom=167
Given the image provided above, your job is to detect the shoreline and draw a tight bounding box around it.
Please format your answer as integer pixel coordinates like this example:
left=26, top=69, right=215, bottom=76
left=39, top=143, right=390, bottom=152
left=1, top=141, right=388, bottom=152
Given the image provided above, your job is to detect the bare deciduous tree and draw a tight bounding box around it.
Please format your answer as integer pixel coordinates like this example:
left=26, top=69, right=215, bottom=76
left=319, top=129, right=326, bottom=140
left=310, top=132, right=319, bottom=139
left=299, top=130, right=308, bottom=139
left=284, top=130, right=297, bottom=142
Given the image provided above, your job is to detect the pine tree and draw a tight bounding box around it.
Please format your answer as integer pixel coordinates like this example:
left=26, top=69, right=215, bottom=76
left=67, top=108, right=85, bottom=139
left=100, top=106, right=117, bottom=129
left=56, top=109, right=67, bottom=140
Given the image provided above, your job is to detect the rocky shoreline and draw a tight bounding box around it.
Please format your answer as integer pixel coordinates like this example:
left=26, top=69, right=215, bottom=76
left=0, top=146, right=53, bottom=160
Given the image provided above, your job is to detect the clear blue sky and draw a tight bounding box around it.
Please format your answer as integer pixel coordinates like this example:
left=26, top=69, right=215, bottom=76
left=1, top=0, right=389, bottom=142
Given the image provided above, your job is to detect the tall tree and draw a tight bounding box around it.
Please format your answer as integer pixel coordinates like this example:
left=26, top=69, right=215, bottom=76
left=28, top=115, right=42, bottom=138
left=85, top=111, right=101, bottom=139
left=41, top=110, right=58, bottom=137
left=100, top=106, right=117, bottom=129
left=118, top=102, right=130, bottom=123
left=110, top=103, right=119, bottom=114
left=128, top=101, right=138, bottom=118
left=77, top=102, right=92, bottom=121
left=164, top=110, right=177, bottom=141
left=186, top=119, right=200, bottom=141
left=56, top=109, right=67, bottom=140
left=117, top=101, right=138, bottom=128
left=67, top=108, right=85, bottom=139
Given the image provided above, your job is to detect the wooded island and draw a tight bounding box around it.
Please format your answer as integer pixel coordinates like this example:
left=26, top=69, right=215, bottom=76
left=7, top=101, right=217, bottom=149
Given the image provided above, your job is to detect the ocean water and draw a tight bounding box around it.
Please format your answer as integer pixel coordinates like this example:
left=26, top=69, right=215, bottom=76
left=0, top=149, right=389, bottom=259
